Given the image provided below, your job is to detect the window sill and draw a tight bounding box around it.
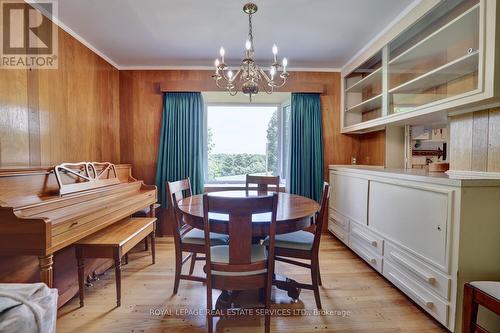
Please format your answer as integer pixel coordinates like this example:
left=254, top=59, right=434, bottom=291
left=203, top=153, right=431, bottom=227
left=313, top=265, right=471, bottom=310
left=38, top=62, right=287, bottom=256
left=204, top=183, right=286, bottom=192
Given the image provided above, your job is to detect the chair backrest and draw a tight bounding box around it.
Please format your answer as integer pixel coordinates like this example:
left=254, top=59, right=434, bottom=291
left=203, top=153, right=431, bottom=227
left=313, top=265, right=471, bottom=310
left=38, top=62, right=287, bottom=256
left=312, top=182, right=330, bottom=252
left=167, top=178, right=193, bottom=236
left=245, top=174, right=280, bottom=192
left=202, top=193, right=279, bottom=275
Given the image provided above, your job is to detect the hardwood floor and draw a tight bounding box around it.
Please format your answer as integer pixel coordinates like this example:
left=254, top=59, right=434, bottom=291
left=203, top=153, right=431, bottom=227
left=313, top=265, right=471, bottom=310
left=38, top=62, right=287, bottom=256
left=57, top=235, right=447, bottom=333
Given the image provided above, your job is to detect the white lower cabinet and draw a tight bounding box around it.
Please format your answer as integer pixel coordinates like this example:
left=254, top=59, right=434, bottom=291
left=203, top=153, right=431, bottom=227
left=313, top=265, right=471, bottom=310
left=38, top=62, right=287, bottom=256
left=328, top=166, right=500, bottom=332
left=385, top=241, right=451, bottom=300
left=349, top=221, right=383, bottom=256
left=383, top=260, right=449, bottom=326
left=349, top=237, right=383, bottom=273
left=328, top=208, right=349, bottom=245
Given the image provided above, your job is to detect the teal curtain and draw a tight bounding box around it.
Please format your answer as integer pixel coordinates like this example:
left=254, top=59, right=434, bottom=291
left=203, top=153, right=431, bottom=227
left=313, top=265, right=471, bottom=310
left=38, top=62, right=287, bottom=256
left=288, top=93, right=324, bottom=202
left=155, top=92, right=204, bottom=207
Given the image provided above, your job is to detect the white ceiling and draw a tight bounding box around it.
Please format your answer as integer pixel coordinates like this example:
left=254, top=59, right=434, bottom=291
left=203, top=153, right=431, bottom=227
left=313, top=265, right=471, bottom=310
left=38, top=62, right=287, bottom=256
left=48, top=0, right=416, bottom=70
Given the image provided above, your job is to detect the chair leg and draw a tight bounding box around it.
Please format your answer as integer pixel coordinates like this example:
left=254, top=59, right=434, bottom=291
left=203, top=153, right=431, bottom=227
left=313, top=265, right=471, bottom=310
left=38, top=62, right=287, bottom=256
left=462, top=284, right=478, bottom=333
left=77, top=257, right=85, bottom=307
left=114, top=251, right=122, bottom=307
left=264, top=285, right=271, bottom=333
left=317, top=263, right=323, bottom=287
left=311, top=258, right=322, bottom=310
left=173, top=251, right=182, bottom=294
left=206, top=277, right=213, bottom=333
left=189, top=252, right=197, bottom=275
left=150, top=233, right=156, bottom=264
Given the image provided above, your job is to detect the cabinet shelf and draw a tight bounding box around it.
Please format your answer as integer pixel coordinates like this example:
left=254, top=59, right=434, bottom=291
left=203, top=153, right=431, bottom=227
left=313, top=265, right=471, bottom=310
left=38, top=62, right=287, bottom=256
left=389, top=51, right=479, bottom=95
left=346, top=94, right=382, bottom=114
left=345, top=67, right=382, bottom=93
left=389, top=4, right=479, bottom=70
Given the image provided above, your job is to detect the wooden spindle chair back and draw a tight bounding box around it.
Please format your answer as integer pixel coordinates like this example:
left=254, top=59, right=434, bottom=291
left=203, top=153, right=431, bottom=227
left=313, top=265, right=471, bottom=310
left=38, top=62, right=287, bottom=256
left=167, top=178, right=193, bottom=237
left=312, top=182, right=330, bottom=253
left=245, top=174, right=280, bottom=192
left=202, top=193, right=278, bottom=285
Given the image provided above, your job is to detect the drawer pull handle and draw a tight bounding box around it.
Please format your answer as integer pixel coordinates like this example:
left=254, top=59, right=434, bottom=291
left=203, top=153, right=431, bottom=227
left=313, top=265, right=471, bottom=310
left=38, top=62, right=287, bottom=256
left=352, top=228, right=377, bottom=247
left=353, top=245, right=377, bottom=265
left=389, top=272, right=434, bottom=309
left=390, top=252, right=435, bottom=284
left=70, top=222, right=78, bottom=227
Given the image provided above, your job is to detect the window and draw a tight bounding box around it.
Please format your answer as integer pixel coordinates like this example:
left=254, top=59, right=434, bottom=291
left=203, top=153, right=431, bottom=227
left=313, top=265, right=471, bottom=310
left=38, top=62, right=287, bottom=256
left=204, top=103, right=290, bottom=184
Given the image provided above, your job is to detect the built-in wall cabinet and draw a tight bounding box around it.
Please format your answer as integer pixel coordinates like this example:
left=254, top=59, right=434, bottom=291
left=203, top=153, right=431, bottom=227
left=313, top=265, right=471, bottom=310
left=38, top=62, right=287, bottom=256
left=342, top=0, right=500, bottom=133
left=329, top=166, right=500, bottom=332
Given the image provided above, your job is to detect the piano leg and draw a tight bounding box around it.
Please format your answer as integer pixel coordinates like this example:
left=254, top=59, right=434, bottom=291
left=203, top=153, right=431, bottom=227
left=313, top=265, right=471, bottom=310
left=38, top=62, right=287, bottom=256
left=38, top=254, right=54, bottom=288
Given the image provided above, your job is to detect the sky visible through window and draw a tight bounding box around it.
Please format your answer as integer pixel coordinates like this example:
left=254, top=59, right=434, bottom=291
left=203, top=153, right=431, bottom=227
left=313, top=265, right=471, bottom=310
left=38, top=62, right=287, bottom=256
left=207, top=106, right=277, bottom=154
left=207, top=105, right=279, bottom=182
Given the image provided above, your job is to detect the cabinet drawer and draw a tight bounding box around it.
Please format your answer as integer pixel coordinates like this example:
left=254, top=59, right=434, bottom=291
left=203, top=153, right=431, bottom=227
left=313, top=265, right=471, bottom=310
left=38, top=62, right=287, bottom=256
left=328, top=222, right=348, bottom=245
left=383, top=260, right=449, bottom=326
left=350, top=222, right=383, bottom=255
left=329, top=209, right=349, bottom=231
left=385, top=242, right=451, bottom=300
left=349, top=237, right=383, bottom=273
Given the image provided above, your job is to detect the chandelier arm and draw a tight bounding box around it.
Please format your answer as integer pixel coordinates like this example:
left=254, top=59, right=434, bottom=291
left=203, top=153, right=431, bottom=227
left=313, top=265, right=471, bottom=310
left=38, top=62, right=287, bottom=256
left=258, top=68, right=272, bottom=83
left=274, top=76, right=288, bottom=88
left=211, top=3, right=288, bottom=98
left=264, top=84, right=274, bottom=94
left=214, top=78, right=226, bottom=89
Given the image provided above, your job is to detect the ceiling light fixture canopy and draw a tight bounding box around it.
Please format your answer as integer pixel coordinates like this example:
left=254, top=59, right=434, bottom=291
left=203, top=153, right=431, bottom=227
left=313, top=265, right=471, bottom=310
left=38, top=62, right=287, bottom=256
left=212, top=3, right=289, bottom=101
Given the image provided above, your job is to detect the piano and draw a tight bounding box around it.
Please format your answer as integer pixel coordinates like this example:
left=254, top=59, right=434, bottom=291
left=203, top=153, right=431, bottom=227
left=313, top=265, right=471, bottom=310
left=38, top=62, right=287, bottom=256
left=0, top=162, right=157, bottom=292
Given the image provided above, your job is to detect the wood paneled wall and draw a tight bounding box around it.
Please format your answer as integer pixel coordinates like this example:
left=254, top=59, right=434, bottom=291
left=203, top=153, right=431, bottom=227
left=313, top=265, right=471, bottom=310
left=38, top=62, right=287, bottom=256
left=449, top=107, right=500, bottom=172
left=119, top=70, right=383, bottom=186
left=357, top=130, right=386, bottom=166
left=0, top=28, right=120, bottom=167
left=119, top=70, right=384, bottom=233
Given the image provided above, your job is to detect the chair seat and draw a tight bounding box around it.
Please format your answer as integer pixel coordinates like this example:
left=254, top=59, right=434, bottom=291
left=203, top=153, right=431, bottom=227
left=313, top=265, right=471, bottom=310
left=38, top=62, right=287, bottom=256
left=210, top=244, right=267, bottom=276
left=181, top=228, right=229, bottom=246
left=470, top=281, right=500, bottom=299
left=264, top=230, right=314, bottom=251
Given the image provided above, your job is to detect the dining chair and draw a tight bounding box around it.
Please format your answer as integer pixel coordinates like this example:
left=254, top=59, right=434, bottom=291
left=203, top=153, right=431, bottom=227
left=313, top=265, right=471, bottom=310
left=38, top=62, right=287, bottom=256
left=462, top=281, right=500, bottom=333
left=202, top=193, right=279, bottom=333
left=245, top=174, right=280, bottom=192
left=265, top=182, right=330, bottom=309
left=167, top=178, right=229, bottom=294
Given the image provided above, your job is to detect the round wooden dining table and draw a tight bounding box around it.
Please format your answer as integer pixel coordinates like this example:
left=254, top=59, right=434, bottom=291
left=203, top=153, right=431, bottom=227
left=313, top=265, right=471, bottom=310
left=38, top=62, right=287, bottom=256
left=177, top=190, right=320, bottom=305
left=177, top=190, right=320, bottom=237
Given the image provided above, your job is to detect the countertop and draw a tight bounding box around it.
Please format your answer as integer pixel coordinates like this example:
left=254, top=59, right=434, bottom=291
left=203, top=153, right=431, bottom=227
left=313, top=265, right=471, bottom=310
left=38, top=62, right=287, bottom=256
left=329, top=165, right=500, bottom=187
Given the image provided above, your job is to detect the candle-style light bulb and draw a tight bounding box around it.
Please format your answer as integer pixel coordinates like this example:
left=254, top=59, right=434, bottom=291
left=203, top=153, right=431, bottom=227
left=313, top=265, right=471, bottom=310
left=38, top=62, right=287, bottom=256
left=245, top=40, right=252, bottom=51
left=219, top=47, right=225, bottom=63
left=227, top=70, right=233, bottom=80
left=215, top=58, right=220, bottom=74
left=270, top=66, right=276, bottom=80
left=282, top=58, right=288, bottom=72
left=272, top=44, right=278, bottom=55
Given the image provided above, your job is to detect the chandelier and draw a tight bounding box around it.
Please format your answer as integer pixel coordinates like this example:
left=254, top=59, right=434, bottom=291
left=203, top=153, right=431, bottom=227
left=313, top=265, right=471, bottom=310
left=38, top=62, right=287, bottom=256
left=212, top=3, right=289, bottom=101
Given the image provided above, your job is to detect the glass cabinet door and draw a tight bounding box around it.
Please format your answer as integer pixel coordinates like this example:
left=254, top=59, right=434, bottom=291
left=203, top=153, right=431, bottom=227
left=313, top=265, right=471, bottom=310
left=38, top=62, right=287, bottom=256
left=344, top=50, right=383, bottom=127
left=388, top=0, right=480, bottom=115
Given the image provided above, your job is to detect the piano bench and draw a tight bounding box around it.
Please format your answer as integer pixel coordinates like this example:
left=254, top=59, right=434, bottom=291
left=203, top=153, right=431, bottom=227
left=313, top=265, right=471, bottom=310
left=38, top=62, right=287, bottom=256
left=75, top=217, right=157, bottom=307
left=133, top=203, right=161, bottom=249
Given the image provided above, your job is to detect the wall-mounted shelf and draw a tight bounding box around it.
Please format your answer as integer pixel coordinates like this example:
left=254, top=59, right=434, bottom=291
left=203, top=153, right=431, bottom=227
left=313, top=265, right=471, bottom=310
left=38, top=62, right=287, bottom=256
left=389, top=4, right=479, bottom=71
left=346, top=94, right=382, bottom=113
left=341, top=0, right=497, bottom=133
left=345, top=68, right=382, bottom=93
left=389, top=51, right=479, bottom=94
